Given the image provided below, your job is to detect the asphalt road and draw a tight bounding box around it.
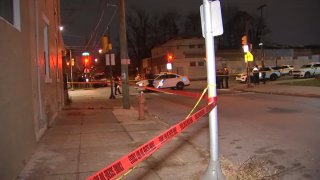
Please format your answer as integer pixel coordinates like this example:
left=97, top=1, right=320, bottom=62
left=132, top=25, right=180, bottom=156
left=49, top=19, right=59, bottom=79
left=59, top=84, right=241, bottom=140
left=131, top=89, right=320, bottom=180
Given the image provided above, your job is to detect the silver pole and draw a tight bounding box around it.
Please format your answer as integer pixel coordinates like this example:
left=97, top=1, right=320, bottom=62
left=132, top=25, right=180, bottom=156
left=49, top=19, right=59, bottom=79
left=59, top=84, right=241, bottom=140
left=202, top=0, right=224, bottom=179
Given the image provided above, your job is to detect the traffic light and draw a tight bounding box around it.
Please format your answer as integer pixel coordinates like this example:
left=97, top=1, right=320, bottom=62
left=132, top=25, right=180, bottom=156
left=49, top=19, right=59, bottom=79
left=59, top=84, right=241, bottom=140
left=167, top=54, right=174, bottom=62
left=71, top=58, right=75, bottom=66
left=82, top=52, right=90, bottom=67
left=241, top=35, right=247, bottom=45
left=101, top=35, right=109, bottom=53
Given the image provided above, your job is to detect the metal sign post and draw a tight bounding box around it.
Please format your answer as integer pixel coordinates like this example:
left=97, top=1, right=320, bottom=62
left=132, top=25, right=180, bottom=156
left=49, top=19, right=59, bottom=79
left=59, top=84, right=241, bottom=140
left=200, top=0, right=224, bottom=179
left=106, top=53, right=115, bottom=99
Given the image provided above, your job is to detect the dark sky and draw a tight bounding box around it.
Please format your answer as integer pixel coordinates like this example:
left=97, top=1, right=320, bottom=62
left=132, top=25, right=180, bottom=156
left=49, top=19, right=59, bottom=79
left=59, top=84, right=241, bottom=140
left=61, top=0, right=320, bottom=53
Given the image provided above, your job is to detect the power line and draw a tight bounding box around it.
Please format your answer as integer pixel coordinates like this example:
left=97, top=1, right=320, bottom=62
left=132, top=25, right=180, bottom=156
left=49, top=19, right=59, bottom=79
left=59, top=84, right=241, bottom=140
left=82, top=0, right=109, bottom=52
left=91, top=4, right=118, bottom=52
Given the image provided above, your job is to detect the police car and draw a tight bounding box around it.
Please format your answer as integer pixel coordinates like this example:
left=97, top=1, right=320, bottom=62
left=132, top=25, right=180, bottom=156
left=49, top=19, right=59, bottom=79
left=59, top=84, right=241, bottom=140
left=236, top=66, right=281, bottom=82
left=136, top=72, right=190, bottom=90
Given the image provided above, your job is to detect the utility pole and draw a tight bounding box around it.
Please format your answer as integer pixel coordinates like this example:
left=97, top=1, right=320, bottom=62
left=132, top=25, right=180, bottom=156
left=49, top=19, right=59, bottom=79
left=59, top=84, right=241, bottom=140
left=257, top=4, right=267, bottom=68
left=119, top=0, right=130, bottom=109
left=201, top=0, right=224, bottom=179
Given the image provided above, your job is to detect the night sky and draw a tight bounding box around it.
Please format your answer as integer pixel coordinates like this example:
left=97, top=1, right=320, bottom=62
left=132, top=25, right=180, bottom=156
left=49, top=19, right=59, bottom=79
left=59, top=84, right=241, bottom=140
left=61, top=0, right=320, bottom=52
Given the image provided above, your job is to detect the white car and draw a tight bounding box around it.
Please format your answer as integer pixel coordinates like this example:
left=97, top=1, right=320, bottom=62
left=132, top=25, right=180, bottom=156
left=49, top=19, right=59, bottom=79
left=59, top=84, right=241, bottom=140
left=292, top=63, right=320, bottom=78
left=136, top=72, right=190, bottom=90
left=280, top=65, right=294, bottom=75
left=271, top=65, right=294, bottom=76
left=236, top=67, right=281, bottom=82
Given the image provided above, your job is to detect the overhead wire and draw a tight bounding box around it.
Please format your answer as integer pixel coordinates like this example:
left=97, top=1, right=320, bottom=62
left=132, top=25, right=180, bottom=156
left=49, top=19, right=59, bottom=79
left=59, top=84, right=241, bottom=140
left=82, top=0, right=109, bottom=52
left=91, top=4, right=118, bottom=52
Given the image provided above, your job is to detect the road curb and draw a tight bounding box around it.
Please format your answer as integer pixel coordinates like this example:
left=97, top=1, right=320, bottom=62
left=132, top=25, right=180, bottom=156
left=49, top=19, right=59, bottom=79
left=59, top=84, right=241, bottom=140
left=232, top=88, right=320, bottom=98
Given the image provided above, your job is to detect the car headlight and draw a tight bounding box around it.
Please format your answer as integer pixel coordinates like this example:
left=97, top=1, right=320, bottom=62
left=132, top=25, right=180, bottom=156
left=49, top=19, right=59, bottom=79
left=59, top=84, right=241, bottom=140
left=138, top=83, right=143, bottom=86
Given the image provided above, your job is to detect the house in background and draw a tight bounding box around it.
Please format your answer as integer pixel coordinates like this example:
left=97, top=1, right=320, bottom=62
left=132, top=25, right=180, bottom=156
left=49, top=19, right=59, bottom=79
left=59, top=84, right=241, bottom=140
left=140, top=37, right=320, bottom=78
left=142, top=37, right=207, bottom=80
left=0, top=0, right=64, bottom=179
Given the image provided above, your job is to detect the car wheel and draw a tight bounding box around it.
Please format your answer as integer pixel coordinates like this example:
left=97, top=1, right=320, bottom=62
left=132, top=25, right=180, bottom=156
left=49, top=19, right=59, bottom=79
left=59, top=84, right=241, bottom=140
left=304, top=72, right=311, bottom=78
left=176, top=82, right=184, bottom=90
left=270, top=74, right=277, bottom=81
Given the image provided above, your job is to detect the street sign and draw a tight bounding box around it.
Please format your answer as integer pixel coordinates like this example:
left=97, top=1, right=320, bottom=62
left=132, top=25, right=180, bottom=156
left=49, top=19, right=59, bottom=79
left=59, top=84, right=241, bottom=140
left=245, top=51, right=254, bottom=62
left=82, top=52, right=89, bottom=56
left=166, top=63, right=172, bottom=70
left=84, top=68, right=90, bottom=73
left=200, top=1, right=223, bottom=37
left=106, top=53, right=115, bottom=65
left=121, top=58, right=130, bottom=65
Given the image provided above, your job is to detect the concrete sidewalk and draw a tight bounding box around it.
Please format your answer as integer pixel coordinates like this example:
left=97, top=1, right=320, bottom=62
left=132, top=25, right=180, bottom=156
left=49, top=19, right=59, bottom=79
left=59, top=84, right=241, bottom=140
left=18, top=88, right=210, bottom=180
left=18, top=79, right=319, bottom=180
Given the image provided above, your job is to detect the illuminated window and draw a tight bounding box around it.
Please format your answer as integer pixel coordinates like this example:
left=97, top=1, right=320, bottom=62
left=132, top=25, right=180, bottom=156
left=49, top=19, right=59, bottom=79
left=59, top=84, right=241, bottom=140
left=0, top=0, right=20, bottom=30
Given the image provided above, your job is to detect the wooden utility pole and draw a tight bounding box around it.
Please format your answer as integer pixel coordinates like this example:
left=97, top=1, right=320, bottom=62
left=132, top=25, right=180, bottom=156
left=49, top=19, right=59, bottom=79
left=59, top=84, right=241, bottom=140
left=119, top=0, right=130, bottom=109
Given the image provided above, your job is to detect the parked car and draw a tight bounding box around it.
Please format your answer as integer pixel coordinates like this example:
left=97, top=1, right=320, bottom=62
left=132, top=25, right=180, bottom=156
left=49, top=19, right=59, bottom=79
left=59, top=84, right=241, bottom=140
left=280, top=65, right=294, bottom=75
left=92, top=73, right=109, bottom=88
left=292, top=63, right=320, bottom=78
left=136, top=72, right=190, bottom=91
left=271, top=65, right=294, bottom=76
left=236, top=66, right=281, bottom=82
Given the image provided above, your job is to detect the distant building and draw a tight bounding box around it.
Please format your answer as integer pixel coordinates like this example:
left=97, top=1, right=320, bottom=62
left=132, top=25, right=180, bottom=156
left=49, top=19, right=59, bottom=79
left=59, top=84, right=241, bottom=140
left=142, top=37, right=207, bottom=79
left=140, top=37, right=320, bottom=78
left=0, top=1, right=64, bottom=179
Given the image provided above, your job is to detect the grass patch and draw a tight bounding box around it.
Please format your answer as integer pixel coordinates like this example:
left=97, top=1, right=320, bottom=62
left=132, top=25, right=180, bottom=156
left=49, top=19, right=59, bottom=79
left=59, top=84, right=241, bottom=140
left=221, top=156, right=281, bottom=180
left=278, top=78, right=320, bottom=87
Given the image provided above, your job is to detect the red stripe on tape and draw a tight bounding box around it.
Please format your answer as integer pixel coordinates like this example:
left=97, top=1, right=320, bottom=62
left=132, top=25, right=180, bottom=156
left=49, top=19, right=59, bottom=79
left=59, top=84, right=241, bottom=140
left=208, top=96, right=218, bottom=103
left=86, top=100, right=217, bottom=180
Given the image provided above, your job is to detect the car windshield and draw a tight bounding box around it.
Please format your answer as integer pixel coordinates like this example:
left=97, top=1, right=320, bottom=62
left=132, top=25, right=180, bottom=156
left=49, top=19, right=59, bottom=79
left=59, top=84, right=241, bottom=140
left=301, top=65, right=311, bottom=68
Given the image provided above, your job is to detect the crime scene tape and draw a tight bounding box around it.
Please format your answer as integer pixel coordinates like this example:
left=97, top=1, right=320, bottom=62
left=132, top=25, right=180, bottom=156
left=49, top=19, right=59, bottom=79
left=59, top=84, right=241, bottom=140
left=86, top=100, right=217, bottom=180
left=143, top=86, right=207, bottom=100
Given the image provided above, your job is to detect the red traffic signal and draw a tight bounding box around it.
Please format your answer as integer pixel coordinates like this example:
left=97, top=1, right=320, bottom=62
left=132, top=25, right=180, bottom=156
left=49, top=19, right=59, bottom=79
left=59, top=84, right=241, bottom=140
left=167, top=54, right=174, bottom=62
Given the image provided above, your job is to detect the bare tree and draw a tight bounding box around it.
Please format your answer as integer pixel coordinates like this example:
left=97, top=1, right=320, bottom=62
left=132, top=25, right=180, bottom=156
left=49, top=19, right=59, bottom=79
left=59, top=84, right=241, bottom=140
left=127, top=9, right=181, bottom=67
left=182, top=12, right=202, bottom=37
left=158, top=12, right=180, bottom=41
left=127, top=8, right=150, bottom=67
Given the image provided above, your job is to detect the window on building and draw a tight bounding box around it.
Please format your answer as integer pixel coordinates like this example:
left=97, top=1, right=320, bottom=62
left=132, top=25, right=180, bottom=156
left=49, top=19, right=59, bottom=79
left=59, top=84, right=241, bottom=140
left=189, top=45, right=195, bottom=48
left=198, top=61, right=204, bottom=66
left=43, top=22, right=50, bottom=77
left=0, top=0, right=20, bottom=30
left=198, top=44, right=204, bottom=48
left=190, top=62, right=196, bottom=66
left=176, top=67, right=184, bottom=75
